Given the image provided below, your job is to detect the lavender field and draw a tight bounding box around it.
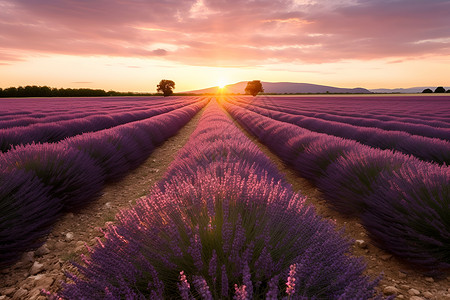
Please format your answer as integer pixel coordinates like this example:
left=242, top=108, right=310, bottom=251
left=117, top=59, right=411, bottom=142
left=0, top=96, right=208, bottom=267
left=0, top=95, right=449, bottom=299
left=223, top=95, right=450, bottom=271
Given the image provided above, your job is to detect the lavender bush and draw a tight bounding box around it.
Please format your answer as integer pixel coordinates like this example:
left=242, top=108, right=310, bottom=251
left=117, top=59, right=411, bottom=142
left=0, top=143, right=104, bottom=211
left=0, top=169, right=61, bottom=268
left=292, top=137, right=356, bottom=182
left=64, top=133, right=133, bottom=182
left=316, top=148, right=412, bottom=215
left=285, top=135, right=322, bottom=162
left=362, top=163, right=450, bottom=270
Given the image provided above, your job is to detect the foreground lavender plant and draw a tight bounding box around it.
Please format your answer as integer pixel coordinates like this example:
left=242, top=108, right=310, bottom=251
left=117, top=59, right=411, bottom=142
left=285, top=264, right=297, bottom=297
left=59, top=100, right=382, bottom=299
left=178, top=271, right=191, bottom=300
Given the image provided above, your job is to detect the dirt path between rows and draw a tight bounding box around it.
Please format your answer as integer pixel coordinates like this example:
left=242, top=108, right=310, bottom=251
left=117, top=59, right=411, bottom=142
left=0, top=106, right=206, bottom=300
left=222, top=105, right=450, bottom=300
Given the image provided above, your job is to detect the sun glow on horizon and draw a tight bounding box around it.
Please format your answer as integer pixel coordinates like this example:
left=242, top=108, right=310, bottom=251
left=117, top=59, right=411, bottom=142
left=217, top=79, right=228, bottom=89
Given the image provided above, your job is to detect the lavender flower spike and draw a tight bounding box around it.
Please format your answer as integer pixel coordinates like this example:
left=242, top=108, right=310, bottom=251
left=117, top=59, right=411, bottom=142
left=286, top=264, right=297, bottom=296
left=178, top=271, right=191, bottom=300
left=234, top=284, right=248, bottom=300
left=266, top=275, right=279, bottom=300
left=193, top=276, right=213, bottom=300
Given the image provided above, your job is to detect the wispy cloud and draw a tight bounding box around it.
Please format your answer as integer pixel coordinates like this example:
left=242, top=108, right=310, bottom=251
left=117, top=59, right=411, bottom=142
left=0, top=0, right=449, bottom=66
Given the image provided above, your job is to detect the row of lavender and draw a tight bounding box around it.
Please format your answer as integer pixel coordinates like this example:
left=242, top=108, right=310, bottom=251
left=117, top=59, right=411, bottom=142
left=227, top=97, right=450, bottom=165
left=0, top=98, right=201, bottom=152
left=0, top=97, right=186, bottom=117
left=251, top=95, right=450, bottom=124
left=233, top=96, right=450, bottom=139
left=57, top=100, right=383, bottom=299
left=0, top=97, right=190, bottom=128
left=224, top=101, right=450, bottom=271
left=0, top=100, right=207, bottom=268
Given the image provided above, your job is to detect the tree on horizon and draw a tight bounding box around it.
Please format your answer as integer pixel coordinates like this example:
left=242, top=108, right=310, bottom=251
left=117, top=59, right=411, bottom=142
left=434, top=86, right=446, bottom=93
left=157, top=79, right=175, bottom=97
left=245, top=80, right=264, bottom=96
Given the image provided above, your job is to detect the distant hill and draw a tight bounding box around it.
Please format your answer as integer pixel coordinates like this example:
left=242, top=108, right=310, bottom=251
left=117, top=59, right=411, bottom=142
left=185, top=81, right=371, bottom=94
left=370, top=87, right=450, bottom=93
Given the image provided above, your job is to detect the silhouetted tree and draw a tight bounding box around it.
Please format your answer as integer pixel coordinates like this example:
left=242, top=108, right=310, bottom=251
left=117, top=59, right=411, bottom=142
left=4, top=87, right=18, bottom=97
left=245, top=80, right=264, bottom=96
left=434, top=86, right=446, bottom=93
left=447, top=90, right=450, bottom=93
left=157, top=79, right=175, bottom=97
left=422, top=88, right=433, bottom=93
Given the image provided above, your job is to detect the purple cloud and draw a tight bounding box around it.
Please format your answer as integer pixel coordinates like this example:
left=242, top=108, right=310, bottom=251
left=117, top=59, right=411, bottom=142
left=0, top=0, right=449, bottom=66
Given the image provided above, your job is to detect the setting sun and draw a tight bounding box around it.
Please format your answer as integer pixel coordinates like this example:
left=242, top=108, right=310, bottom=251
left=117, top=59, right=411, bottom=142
left=217, top=80, right=227, bottom=89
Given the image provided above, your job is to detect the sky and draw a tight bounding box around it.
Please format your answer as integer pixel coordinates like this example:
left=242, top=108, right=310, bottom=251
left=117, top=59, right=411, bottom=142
left=1, top=0, right=449, bottom=92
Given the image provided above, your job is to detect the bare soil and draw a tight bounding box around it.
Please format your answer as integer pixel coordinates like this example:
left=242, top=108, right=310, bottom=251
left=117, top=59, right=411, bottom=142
left=1, top=102, right=449, bottom=300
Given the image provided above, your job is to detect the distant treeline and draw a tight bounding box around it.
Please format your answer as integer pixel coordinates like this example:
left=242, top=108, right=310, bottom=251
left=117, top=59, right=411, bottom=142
left=422, top=86, right=450, bottom=93
left=0, top=85, right=160, bottom=98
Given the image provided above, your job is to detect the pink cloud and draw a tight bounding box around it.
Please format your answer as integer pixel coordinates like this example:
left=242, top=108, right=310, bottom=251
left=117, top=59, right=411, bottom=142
left=0, top=0, right=449, bottom=66
left=0, top=51, right=24, bottom=64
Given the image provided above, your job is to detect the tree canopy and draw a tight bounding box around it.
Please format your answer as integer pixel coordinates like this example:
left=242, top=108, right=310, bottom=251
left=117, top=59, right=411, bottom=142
left=434, top=86, right=446, bottom=93
left=0, top=85, right=110, bottom=97
left=245, top=80, right=264, bottom=96
left=157, top=79, right=175, bottom=97
left=422, top=87, right=448, bottom=93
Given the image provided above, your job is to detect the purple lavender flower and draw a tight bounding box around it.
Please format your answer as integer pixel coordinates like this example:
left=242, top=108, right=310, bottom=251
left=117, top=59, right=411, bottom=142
left=234, top=284, right=248, bottom=300
left=286, top=264, right=297, bottom=296
left=187, top=225, right=204, bottom=271
left=178, top=271, right=191, bottom=300
left=208, top=250, right=218, bottom=284
left=193, top=276, right=213, bottom=300
left=265, top=275, right=279, bottom=300
left=221, top=264, right=229, bottom=297
left=242, top=262, right=253, bottom=299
